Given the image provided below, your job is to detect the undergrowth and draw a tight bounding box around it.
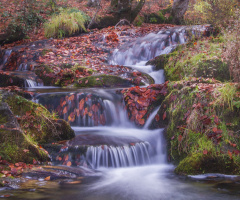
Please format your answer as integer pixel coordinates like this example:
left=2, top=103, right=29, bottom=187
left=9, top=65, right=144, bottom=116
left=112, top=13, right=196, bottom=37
left=44, top=8, right=90, bottom=38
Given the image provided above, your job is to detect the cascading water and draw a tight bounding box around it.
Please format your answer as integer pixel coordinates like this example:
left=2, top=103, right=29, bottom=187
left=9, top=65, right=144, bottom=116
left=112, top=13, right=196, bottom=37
left=110, top=25, right=209, bottom=84
left=36, top=89, right=166, bottom=169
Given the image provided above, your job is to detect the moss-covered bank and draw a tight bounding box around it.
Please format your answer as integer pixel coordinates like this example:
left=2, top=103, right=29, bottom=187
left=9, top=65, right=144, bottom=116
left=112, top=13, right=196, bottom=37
left=153, top=79, right=240, bottom=175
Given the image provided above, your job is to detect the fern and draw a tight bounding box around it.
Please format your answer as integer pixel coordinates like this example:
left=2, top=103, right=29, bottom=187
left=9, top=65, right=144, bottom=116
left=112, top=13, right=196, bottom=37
left=44, top=8, right=90, bottom=38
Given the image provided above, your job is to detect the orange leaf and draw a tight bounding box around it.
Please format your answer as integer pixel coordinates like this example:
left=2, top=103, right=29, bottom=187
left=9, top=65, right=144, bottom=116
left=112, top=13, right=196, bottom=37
left=44, top=176, right=51, bottom=181
left=203, top=150, right=208, bottom=155
left=79, top=99, right=84, bottom=111
left=63, top=107, right=67, bottom=114
left=66, top=161, right=72, bottom=166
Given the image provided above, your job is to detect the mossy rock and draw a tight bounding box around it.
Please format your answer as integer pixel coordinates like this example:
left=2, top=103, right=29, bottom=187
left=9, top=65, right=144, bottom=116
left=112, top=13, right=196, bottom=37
left=196, top=59, right=230, bottom=82
left=75, top=75, right=132, bottom=88
left=175, top=153, right=239, bottom=175
left=146, top=54, right=171, bottom=71
left=0, top=98, right=49, bottom=163
left=4, top=93, right=75, bottom=144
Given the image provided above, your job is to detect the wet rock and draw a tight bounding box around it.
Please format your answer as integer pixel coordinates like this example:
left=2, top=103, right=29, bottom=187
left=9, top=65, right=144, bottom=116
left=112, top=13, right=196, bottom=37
left=68, top=134, right=143, bottom=146
left=75, top=74, right=133, bottom=88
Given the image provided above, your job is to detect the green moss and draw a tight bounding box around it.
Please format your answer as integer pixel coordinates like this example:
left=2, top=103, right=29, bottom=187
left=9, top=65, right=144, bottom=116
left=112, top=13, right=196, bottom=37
left=175, top=153, right=239, bottom=175
left=5, top=94, right=74, bottom=144
left=0, top=129, right=49, bottom=163
left=75, top=75, right=132, bottom=88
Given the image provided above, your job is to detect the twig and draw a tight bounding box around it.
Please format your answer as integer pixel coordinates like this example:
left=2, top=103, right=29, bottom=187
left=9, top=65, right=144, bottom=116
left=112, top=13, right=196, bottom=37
left=115, top=19, right=131, bottom=29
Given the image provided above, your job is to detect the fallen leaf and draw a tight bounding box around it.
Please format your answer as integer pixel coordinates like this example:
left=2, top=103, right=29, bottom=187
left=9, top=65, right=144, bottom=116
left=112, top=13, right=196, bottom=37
left=44, top=176, right=51, bottom=181
left=66, top=161, right=72, bottom=167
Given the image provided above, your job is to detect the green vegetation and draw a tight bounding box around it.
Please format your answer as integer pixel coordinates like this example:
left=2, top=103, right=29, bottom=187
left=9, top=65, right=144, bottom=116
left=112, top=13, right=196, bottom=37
left=155, top=79, right=240, bottom=175
left=44, top=8, right=90, bottom=38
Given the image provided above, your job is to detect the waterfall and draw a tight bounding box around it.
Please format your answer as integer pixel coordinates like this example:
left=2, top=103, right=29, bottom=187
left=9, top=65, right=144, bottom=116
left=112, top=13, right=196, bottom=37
left=109, top=25, right=209, bottom=84
left=1, top=49, right=12, bottom=67
left=143, top=106, right=161, bottom=129
left=86, top=142, right=150, bottom=168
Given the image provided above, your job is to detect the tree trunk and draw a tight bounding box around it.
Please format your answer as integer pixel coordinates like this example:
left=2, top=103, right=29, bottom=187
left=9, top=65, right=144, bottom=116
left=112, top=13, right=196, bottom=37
left=171, top=0, right=189, bottom=24
left=110, top=0, right=145, bottom=23
left=87, top=0, right=100, bottom=7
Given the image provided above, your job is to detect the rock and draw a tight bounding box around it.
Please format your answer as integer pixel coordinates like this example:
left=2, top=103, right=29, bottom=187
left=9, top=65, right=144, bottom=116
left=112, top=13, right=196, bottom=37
left=0, top=97, right=49, bottom=163
left=67, top=134, right=143, bottom=146
left=0, top=91, right=75, bottom=163
left=75, top=74, right=133, bottom=88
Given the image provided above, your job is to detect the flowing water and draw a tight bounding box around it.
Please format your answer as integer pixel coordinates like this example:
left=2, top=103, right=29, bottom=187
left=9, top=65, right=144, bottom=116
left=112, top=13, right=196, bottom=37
left=1, top=25, right=240, bottom=199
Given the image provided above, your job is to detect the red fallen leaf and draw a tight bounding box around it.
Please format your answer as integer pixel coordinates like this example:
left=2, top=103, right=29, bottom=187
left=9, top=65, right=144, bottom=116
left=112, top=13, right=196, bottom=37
left=233, top=150, right=240, bottom=155
left=178, top=135, right=183, bottom=142
left=163, top=111, right=166, bottom=120
left=171, top=136, right=175, bottom=140
left=130, top=143, right=135, bottom=146
left=58, top=156, right=62, bottom=161
left=85, top=80, right=88, bottom=84
left=3, top=194, right=11, bottom=198
left=96, top=78, right=99, bottom=81
left=232, top=143, right=237, bottom=147
left=0, top=125, right=4, bottom=128
left=228, top=150, right=232, bottom=159
left=212, top=127, right=218, bottom=133
left=155, top=114, right=160, bottom=122
left=214, top=116, right=220, bottom=125
left=203, top=150, right=208, bottom=155
left=203, top=118, right=211, bottom=125
left=33, top=159, right=37, bottom=165
left=215, top=129, right=222, bottom=134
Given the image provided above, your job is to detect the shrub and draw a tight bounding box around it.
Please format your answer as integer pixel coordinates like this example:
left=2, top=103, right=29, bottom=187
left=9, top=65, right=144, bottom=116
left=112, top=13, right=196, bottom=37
left=185, top=0, right=238, bottom=27
left=44, top=8, right=90, bottom=38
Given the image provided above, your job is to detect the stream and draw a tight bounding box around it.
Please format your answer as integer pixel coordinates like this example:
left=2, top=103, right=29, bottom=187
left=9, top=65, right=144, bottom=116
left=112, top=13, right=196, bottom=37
left=1, top=25, right=240, bottom=199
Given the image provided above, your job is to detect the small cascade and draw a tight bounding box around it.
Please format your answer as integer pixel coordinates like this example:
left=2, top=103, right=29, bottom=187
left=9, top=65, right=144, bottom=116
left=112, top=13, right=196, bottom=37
left=86, top=142, right=150, bottom=168
left=143, top=106, right=161, bottom=129
left=1, top=49, right=12, bottom=67
left=36, top=91, right=131, bottom=127
left=109, top=25, right=210, bottom=84
left=18, top=63, right=28, bottom=71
